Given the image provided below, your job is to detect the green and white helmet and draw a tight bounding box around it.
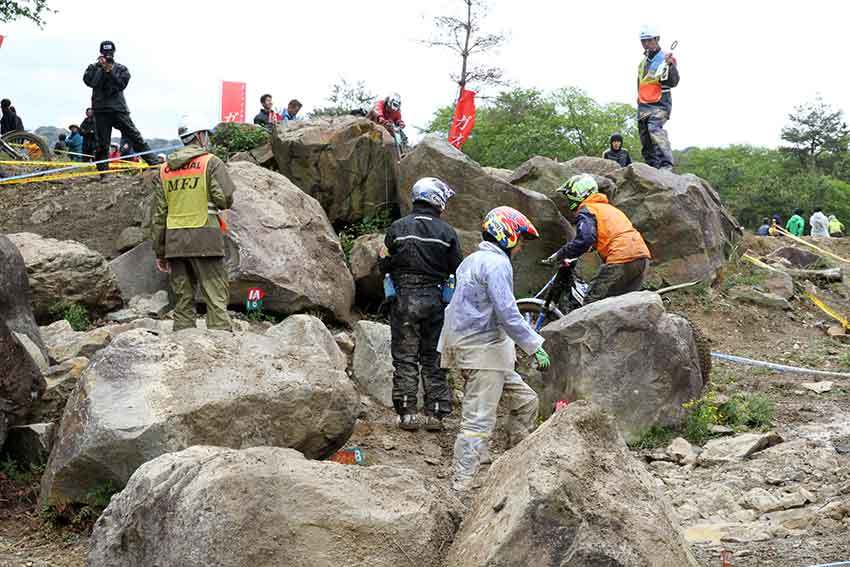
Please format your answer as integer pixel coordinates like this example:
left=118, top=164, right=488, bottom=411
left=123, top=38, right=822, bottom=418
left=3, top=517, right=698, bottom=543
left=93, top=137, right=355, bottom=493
left=556, top=174, right=598, bottom=210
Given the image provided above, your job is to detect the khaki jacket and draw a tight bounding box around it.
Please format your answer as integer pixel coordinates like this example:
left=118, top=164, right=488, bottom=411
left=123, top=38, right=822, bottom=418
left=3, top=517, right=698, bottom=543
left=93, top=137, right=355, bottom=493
left=151, top=145, right=235, bottom=259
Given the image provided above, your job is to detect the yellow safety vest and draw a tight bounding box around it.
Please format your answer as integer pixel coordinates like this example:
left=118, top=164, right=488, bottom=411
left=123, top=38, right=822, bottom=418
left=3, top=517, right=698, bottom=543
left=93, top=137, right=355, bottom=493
left=160, top=154, right=212, bottom=229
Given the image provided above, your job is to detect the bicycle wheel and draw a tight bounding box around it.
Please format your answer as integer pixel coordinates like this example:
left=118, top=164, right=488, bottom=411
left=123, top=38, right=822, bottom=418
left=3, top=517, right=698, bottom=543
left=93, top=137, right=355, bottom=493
left=0, top=131, right=52, bottom=161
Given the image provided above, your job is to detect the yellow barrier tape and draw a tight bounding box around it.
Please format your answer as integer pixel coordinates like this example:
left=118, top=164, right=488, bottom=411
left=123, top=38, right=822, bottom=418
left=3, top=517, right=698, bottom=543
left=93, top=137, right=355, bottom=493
left=0, top=159, right=147, bottom=169
left=0, top=164, right=151, bottom=186
left=774, top=226, right=850, bottom=264
left=742, top=253, right=785, bottom=273
left=805, top=291, right=850, bottom=330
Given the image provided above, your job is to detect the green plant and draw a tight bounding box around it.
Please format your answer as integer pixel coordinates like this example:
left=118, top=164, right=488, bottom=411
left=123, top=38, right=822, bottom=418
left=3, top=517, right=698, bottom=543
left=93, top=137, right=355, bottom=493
left=245, top=309, right=281, bottom=324
left=628, top=425, right=678, bottom=450
left=338, top=211, right=392, bottom=262
left=681, top=389, right=775, bottom=445
left=48, top=302, right=91, bottom=331
left=210, top=123, right=269, bottom=160
left=839, top=349, right=850, bottom=370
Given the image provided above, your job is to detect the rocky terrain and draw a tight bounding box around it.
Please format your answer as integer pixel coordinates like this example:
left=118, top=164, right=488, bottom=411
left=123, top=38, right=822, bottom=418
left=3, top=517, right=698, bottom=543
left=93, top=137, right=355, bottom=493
left=1, top=117, right=848, bottom=567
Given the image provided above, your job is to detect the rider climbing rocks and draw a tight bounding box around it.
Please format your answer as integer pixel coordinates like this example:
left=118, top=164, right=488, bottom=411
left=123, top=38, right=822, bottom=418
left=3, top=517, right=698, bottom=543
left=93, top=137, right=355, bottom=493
left=546, top=174, right=651, bottom=304
left=369, top=93, right=405, bottom=133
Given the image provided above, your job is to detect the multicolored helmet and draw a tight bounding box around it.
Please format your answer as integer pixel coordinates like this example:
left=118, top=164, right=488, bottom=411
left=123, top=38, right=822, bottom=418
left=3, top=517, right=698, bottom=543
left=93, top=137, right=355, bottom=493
left=411, top=177, right=455, bottom=211
left=388, top=93, right=402, bottom=112
left=482, top=206, right=540, bottom=251
left=556, top=174, right=598, bottom=210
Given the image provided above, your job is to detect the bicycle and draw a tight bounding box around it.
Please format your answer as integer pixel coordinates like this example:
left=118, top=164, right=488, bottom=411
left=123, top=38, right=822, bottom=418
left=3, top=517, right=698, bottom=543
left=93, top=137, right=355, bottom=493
left=0, top=130, right=52, bottom=161
left=516, top=258, right=712, bottom=384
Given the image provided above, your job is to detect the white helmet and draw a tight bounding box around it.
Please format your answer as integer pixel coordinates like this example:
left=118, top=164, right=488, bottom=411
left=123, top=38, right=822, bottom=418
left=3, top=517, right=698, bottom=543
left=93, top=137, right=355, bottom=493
left=411, top=177, right=455, bottom=211
left=178, top=114, right=210, bottom=144
left=388, top=93, right=402, bottom=112
left=640, top=25, right=660, bottom=40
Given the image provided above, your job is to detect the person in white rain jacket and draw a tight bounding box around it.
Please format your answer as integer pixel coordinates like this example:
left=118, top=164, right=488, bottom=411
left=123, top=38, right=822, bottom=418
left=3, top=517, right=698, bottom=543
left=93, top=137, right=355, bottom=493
left=439, top=206, right=551, bottom=492
left=810, top=208, right=830, bottom=238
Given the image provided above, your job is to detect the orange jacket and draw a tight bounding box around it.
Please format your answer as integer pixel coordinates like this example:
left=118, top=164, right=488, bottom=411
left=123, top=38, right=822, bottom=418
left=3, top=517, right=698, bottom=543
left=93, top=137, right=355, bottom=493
left=580, top=193, right=651, bottom=264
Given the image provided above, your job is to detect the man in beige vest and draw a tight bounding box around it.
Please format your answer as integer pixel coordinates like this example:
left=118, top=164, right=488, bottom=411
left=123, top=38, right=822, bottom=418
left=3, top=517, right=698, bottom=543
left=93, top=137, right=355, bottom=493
left=150, top=115, right=235, bottom=331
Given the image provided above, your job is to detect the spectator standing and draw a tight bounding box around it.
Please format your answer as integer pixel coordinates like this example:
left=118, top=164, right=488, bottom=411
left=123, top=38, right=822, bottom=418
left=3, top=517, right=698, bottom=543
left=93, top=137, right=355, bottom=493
left=810, top=208, right=830, bottom=238
left=83, top=40, right=159, bottom=171
left=54, top=133, right=68, bottom=154
left=0, top=99, right=23, bottom=134
left=282, top=99, right=302, bottom=123
left=80, top=108, right=97, bottom=161
left=253, top=94, right=279, bottom=131
left=66, top=125, right=84, bottom=160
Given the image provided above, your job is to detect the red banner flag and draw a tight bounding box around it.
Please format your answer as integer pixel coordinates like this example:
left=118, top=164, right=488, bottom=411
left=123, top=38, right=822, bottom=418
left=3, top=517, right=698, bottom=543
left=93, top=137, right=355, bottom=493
left=448, top=89, right=476, bottom=149
left=220, top=81, right=246, bottom=123
left=0, top=36, right=5, bottom=48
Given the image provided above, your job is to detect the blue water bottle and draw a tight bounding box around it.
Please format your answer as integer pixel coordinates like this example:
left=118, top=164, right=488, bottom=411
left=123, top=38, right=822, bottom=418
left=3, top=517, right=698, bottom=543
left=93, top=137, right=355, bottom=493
left=383, top=274, right=397, bottom=301
left=442, top=275, right=456, bottom=304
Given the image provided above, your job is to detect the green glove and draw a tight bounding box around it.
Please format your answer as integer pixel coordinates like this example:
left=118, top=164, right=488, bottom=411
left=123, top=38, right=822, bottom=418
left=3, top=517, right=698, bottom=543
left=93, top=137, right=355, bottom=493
left=534, top=347, right=551, bottom=370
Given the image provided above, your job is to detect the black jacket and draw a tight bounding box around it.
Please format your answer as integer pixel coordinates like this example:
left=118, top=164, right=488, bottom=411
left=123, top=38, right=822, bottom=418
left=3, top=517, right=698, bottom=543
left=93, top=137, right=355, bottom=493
left=83, top=62, right=131, bottom=112
left=0, top=110, right=21, bottom=134
left=80, top=116, right=96, bottom=139
left=379, top=204, right=463, bottom=287
left=603, top=148, right=632, bottom=168
left=253, top=109, right=276, bottom=131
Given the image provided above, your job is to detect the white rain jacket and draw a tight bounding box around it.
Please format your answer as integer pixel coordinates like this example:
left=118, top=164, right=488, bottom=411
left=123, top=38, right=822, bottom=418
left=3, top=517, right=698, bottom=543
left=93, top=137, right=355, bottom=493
left=438, top=241, right=545, bottom=370
left=810, top=211, right=830, bottom=238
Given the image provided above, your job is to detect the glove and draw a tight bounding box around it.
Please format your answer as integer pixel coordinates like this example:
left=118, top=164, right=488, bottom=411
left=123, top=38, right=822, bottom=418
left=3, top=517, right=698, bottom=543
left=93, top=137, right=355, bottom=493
left=534, top=347, right=550, bottom=370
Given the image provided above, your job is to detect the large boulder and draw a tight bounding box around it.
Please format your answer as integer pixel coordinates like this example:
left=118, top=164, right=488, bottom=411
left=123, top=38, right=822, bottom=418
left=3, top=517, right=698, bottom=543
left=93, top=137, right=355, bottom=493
left=532, top=292, right=704, bottom=442
left=400, top=136, right=572, bottom=295
left=606, top=164, right=741, bottom=283
left=224, top=161, right=355, bottom=321
left=7, top=232, right=123, bottom=320
left=270, top=116, right=398, bottom=225
left=88, top=446, right=459, bottom=567
left=0, top=234, right=47, bottom=361
left=509, top=156, right=616, bottom=214
left=0, top=318, right=46, bottom=448
left=40, top=325, right=358, bottom=506
left=349, top=233, right=385, bottom=308
left=445, top=401, right=698, bottom=567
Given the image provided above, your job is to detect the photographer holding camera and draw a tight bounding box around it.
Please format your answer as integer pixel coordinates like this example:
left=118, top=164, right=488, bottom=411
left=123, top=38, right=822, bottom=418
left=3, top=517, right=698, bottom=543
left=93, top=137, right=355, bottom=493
left=83, top=40, right=159, bottom=172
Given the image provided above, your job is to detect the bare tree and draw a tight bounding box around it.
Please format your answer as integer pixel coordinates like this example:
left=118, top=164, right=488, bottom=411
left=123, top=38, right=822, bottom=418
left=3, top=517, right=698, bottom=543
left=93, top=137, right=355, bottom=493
left=422, top=0, right=506, bottom=100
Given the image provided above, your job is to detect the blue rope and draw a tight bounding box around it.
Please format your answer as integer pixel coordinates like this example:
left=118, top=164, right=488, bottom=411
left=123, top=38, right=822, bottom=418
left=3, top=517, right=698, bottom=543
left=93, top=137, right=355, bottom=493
left=712, top=352, right=850, bottom=379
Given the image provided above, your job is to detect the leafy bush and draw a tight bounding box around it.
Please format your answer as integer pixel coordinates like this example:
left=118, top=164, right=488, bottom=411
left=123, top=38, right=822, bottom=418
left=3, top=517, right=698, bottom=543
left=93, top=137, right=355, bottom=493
left=682, top=389, right=775, bottom=445
left=210, top=123, right=269, bottom=160
left=628, top=425, right=678, bottom=450
left=48, top=302, right=91, bottom=331
left=338, top=211, right=392, bottom=262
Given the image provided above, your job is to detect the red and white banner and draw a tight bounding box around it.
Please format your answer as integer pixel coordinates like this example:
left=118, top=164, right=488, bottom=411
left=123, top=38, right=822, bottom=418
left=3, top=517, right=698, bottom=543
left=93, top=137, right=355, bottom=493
left=448, top=89, right=476, bottom=149
left=220, top=81, right=246, bottom=123
left=0, top=35, right=6, bottom=49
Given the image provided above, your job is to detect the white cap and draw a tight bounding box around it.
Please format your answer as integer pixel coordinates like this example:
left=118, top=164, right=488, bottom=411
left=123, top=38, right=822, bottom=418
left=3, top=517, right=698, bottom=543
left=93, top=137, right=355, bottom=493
left=640, top=25, right=660, bottom=40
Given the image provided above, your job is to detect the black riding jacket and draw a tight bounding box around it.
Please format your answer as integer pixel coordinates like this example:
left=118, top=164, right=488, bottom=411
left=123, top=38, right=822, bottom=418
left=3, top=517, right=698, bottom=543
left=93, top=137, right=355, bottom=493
left=83, top=62, right=131, bottom=113
left=379, top=203, right=463, bottom=287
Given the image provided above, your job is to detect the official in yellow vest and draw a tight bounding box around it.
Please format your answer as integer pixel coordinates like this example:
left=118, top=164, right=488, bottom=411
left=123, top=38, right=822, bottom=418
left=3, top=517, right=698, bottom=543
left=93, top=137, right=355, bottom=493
left=637, top=25, right=679, bottom=170
left=150, top=115, right=235, bottom=331
left=548, top=175, right=651, bottom=304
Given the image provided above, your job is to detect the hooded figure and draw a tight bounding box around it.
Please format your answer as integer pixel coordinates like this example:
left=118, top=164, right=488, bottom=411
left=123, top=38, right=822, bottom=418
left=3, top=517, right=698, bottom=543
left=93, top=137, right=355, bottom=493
left=602, top=133, right=632, bottom=168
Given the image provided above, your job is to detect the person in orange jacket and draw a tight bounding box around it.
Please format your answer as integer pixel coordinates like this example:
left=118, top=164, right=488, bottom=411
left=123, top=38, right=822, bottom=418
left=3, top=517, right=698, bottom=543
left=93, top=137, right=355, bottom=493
left=545, top=174, right=651, bottom=304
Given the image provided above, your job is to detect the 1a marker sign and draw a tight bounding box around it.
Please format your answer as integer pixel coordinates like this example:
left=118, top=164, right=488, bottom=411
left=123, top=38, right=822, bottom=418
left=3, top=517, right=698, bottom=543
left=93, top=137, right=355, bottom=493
left=246, top=287, right=265, bottom=312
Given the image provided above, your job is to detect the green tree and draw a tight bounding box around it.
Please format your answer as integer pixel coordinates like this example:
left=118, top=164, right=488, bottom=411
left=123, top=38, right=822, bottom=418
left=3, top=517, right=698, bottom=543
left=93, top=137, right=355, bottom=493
left=425, top=87, right=640, bottom=169
left=309, top=78, right=375, bottom=118
left=1, top=0, right=52, bottom=26
left=781, top=96, right=849, bottom=172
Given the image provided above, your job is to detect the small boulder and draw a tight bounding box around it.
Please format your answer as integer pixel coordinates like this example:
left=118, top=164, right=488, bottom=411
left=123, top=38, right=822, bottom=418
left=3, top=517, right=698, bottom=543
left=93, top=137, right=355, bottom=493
left=698, top=432, right=783, bottom=465
left=349, top=233, right=386, bottom=308
left=445, top=401, right=698, bottom=567
left=224, top=161, right=355, bottom=321
left=667, top=437, right=700, bottom=465
left=27, top=357, right=89, bottom=423
left=400, top=136, right=572, bottom=294
left=730, top=287, right=791, bottom=310
left=763, top=271, right=794, bottom=300
left=533, top=292, right=704, bottom=442
left=115, top=226, right=145, bottom=253
left=40, top=320, right=112, bottom=364
left=769, top=246, right=821, bottom=268
left=88, top=446, right=459, bottom=567
left=265, top=314, right=346, bottom=371
left=352, top=321, right=394, bottom=407
left=109, top=241, right=170, bottom=300
left=270, top=116, right=398, bottom=225
left=40, top=326, right=358, bottom=506
left=8, top=232, right=123, bottom=320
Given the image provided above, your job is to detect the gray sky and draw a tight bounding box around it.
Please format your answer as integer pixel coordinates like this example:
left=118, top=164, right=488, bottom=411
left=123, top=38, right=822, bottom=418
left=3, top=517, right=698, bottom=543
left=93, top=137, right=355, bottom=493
left=1, top=0, right=846, bottom=150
